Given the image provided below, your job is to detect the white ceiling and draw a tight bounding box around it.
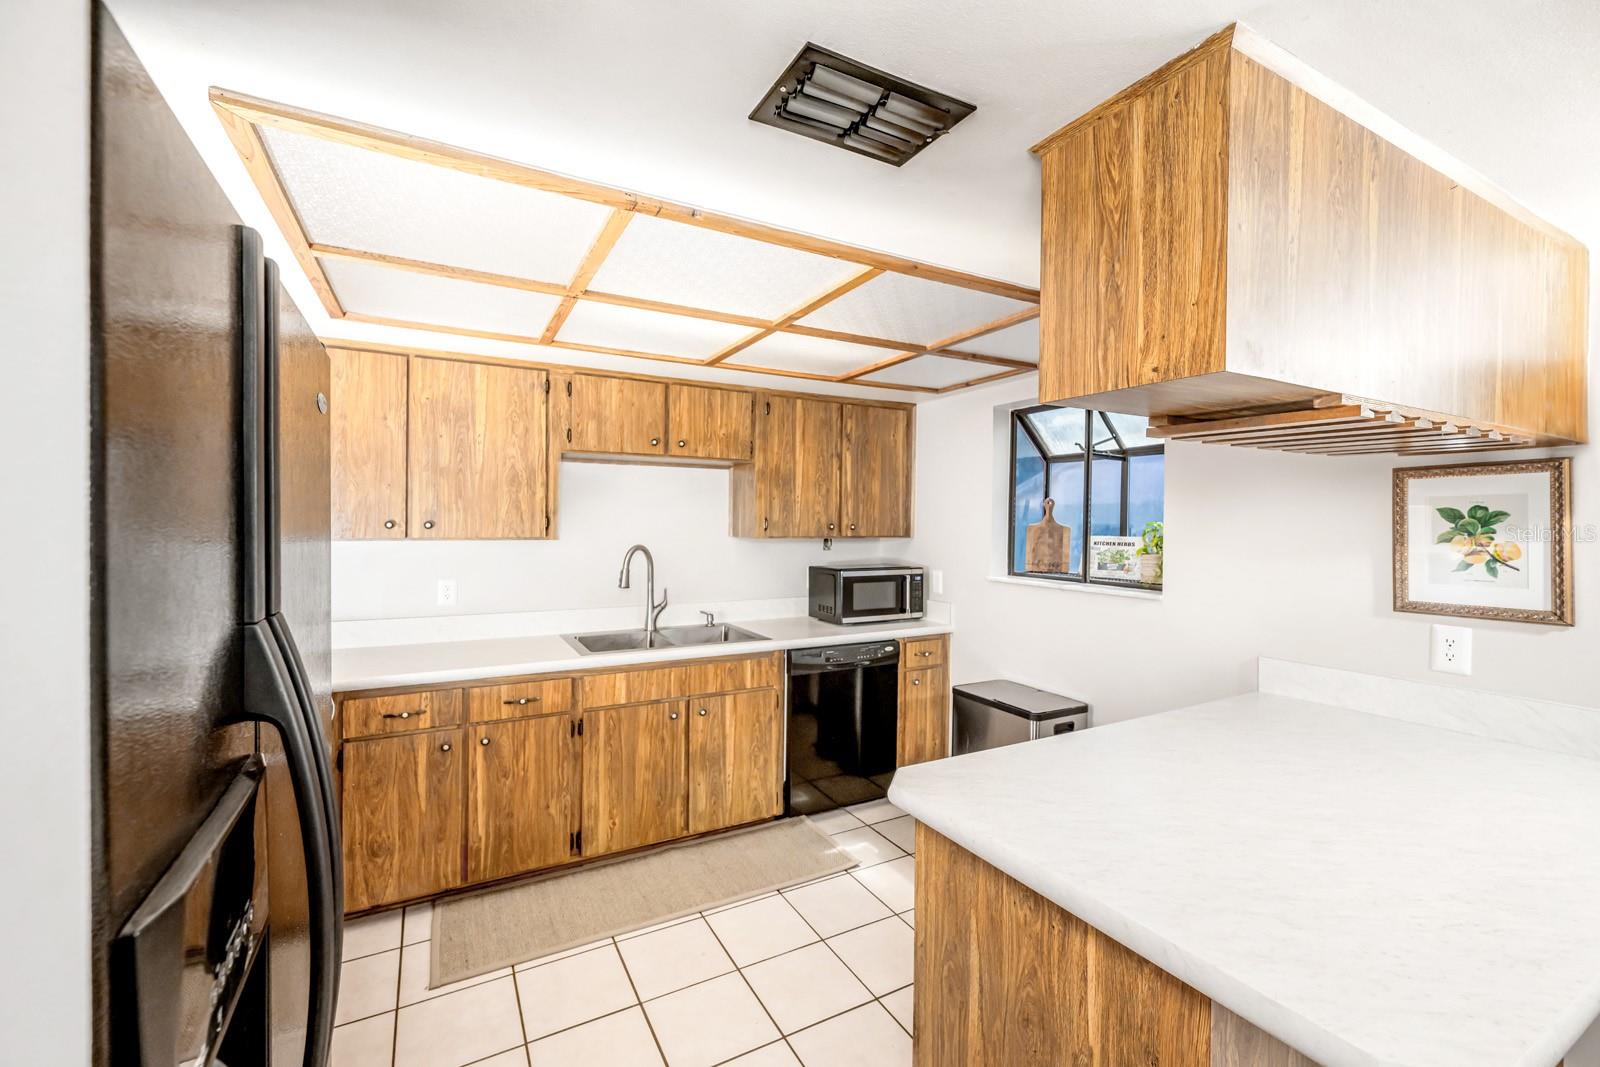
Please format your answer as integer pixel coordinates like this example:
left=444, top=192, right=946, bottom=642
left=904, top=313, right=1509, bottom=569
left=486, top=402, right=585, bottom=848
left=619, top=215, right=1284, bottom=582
left=109, top=0, right=1599, bottom=400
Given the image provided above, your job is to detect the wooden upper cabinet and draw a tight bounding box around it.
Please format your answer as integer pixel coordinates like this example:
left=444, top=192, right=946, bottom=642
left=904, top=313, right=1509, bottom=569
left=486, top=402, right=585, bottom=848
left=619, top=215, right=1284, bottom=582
left=408, top=357, right=549, bottom=539
left=342, top=728, right=465, bottom=911
left=467, top=716, right=579, bottom=882
left=1031, top=24, right=1589, bottom=448
left=735, top=394, right=843, bottom=538
left=687, top=688, right=783, bottom=835
left=329, top=348, right=408, bottom=539
left=580, top=700, right=689, bottom=857
left=567, top=374, right=667, bottom=456
left=841, top=404, right=911, bottom=538
left=668, top=383, right=753, bottom=461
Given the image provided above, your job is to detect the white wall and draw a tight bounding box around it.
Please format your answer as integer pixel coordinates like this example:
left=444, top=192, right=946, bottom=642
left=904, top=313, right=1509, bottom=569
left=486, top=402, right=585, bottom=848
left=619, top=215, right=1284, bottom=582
left=907, top=314, right=1600, bottom=727
left=335, top=460, right=901, bottom=621
left=0, top=1, right=92, bottom=1062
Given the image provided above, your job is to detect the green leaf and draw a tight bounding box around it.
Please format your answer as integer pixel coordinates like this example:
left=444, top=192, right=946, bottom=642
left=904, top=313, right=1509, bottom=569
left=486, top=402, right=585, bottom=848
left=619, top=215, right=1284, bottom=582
left=1485, top=558, right=1500, bottom=578
left=1458, top=518, right=1481, bottom=535
left=1468, top=505, right=1489, bottom=521
left=1436, top=507, right=1466, bottom=524
left=1453, top=561, right=1473, bottom=572
left=1478, top=527, right=1496, bottom=537
left=1484, top=511, right=1512, bottom=526
left=1435, top=530, right=1459, bottom=544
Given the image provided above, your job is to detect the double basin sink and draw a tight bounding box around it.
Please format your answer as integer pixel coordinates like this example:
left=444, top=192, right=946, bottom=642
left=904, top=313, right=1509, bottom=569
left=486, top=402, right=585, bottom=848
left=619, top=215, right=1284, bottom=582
left=563, top=623, right=768, bottom=656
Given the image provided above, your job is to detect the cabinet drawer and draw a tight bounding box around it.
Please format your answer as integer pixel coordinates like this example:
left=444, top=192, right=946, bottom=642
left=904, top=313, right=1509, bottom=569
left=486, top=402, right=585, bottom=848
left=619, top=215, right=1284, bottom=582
left=902, top=636, right=947, bottom=668
left=341, top=689, right=464, bottom=740
left=580, top=652, right=783, bottom=709
left=467, top=678, right=575, bottom=722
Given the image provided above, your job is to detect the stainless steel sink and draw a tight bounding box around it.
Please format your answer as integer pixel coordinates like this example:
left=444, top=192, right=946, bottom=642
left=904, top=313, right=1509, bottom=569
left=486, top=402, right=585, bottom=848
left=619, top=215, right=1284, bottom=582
left=562, top=623, right=767, bottom=655
left=655, top=623, right=768, bottom=647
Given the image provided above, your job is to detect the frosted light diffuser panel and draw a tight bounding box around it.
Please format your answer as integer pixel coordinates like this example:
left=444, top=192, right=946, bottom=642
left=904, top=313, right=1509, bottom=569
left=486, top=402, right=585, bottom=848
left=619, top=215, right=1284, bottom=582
left=557, top=301, right=755, bottom=359
left=959, top=317, right=1039, bottom=362
left=588, top=215, right=865, bottom=319
left=860, top=354, right=1001, bottom=389
left=261, top=126, right=612, bottom=283
left=324, top=257, right=563, bottom=337
left=726, top=331, right=893, bottom=376
left=796, top=271, right=1035, bottom=347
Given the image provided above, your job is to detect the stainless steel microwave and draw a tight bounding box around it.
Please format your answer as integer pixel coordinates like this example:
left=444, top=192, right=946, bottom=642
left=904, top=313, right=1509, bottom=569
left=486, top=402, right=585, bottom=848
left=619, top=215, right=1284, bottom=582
left=809, top=562, right=925, bottom=624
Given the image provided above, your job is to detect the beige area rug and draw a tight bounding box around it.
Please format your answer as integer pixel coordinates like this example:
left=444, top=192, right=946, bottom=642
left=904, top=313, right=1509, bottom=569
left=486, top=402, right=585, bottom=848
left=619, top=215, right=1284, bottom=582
left=430, top=817, right=855, bottom=987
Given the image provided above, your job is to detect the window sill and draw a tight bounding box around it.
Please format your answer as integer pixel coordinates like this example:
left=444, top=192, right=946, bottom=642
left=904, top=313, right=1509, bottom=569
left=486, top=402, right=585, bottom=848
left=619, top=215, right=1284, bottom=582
left=987, top=574, right=1163, bottom=601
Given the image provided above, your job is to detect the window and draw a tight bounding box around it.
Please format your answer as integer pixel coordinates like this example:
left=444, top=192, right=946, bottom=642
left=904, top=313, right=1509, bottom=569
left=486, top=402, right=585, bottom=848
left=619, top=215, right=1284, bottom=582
left=1008, top=406, right=1164, bottom=588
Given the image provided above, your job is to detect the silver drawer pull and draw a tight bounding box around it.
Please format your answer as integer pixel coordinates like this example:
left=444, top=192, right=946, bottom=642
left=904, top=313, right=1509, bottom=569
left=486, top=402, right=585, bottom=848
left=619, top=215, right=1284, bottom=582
left=503, top=696, right=539, bottom=705
left=916, top=651, right=932, bottom=657
left=382, top=709, right=426, bottom=720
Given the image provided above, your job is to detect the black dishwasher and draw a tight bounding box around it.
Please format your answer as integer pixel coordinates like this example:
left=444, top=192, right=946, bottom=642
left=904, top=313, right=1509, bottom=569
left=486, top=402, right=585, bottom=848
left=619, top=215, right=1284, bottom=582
left=786, top=641, right=900, bottom=816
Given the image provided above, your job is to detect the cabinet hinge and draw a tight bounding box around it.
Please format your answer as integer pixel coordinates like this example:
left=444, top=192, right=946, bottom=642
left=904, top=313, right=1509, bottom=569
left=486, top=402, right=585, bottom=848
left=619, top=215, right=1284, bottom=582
left=544, top=512, right=550, bottom=535
left=762, top=516, right=769, bottom=532
left=763, top=400, right=770, bottom=416
left=566, top=381, right=573, bottom=397
left=543, top=377, right=551, bottom=394
left=575, top=829, right=582, bottom=853
left=565, top=426, right=572, bottom=443
left=748, top=438, right=755, bottom=458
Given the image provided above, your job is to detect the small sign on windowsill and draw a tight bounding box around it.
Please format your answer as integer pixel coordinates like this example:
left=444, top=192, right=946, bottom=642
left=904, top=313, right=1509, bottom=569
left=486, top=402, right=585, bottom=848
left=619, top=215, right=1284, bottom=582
left=1088, top=536, right=1141, bottom=583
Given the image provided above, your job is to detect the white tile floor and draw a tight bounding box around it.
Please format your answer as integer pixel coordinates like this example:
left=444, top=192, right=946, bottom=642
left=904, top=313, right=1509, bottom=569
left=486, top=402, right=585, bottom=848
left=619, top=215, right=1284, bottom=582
left=333, top=802, right=917, bottom=1067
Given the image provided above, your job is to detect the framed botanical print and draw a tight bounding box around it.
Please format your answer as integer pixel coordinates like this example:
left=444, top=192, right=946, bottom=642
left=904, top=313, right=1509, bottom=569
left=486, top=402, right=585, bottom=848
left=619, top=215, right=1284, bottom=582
left=1393, top=458, right=1573, bottom=625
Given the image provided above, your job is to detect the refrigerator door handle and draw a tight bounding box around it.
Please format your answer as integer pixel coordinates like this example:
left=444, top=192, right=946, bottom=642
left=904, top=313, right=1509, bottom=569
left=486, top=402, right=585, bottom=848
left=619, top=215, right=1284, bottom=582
left=268, top=611, right=343, bottom=904
left=241, top=620, right=339, bottom=1067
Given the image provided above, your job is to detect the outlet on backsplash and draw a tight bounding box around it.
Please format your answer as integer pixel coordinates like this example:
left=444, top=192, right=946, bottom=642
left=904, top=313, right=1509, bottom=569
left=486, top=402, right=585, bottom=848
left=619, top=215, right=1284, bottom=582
left=437, top=579, right=457, bottom=607
left=1430, top=624, right=1472, bottom=676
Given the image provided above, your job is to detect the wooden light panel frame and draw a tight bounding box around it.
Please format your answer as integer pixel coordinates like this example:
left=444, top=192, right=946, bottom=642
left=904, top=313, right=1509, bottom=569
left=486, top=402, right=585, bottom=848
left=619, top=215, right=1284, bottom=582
left=210, top=89, right=1040, bottom=396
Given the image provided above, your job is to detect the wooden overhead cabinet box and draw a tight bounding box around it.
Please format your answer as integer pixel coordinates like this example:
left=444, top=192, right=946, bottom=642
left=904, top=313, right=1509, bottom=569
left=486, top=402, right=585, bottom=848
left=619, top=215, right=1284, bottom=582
left=1031, top=24, right=1589, bottom=456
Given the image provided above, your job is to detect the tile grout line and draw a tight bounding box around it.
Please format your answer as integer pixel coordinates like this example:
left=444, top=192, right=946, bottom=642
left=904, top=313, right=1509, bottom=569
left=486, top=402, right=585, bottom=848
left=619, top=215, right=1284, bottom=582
left=608, top=935, right=672, bottom=1065
left=698, top=909, right=805, bottom=1065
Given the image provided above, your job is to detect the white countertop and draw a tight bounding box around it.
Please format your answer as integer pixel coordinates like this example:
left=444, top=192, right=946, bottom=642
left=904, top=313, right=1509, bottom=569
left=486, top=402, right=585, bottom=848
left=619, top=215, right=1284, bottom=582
left=332, top=615, right=952, bottom=691
left=888, top=691, right=1600, bottom=1067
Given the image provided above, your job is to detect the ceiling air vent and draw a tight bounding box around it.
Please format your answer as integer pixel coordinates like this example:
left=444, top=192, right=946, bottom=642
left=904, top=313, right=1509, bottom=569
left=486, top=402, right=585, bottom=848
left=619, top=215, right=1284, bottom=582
left=749, top=43, right=975, bottom=166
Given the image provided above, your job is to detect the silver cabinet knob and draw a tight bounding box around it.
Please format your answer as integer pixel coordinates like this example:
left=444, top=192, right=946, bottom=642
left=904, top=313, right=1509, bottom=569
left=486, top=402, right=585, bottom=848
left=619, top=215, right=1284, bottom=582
left=423, top=520, right=435, bottom=530
left=849, top=524, right=857, bottom=532
left=440, top=742, right=452, bottom=752
left=384, top=519, right=396, bottom=529
left=912, top=678, right=922, bottom=686
left=669, top=711, right=680, bottom=720
left=649, top=437, right=660, bottom=446
left=677, top=439, right=687, bottom=448
left=827, top=523, right=836, bottom=531
left=697, top=708, right=708, bottom=716
left=480, top=737, right=491, bottom=746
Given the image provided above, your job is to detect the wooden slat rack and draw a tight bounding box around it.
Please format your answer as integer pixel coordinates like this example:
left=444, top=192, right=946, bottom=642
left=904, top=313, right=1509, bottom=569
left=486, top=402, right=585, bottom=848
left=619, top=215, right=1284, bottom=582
left=1148, top=397, right=1540, bottom=456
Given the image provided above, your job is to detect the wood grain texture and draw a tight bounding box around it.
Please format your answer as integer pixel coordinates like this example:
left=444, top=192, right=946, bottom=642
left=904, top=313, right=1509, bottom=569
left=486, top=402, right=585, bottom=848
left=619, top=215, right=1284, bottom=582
left=328, top=347, right=408, bottom=539
left=687, top=688, right=783, bottom=835
left=566, top=373, right=667, bottom=455
left=841, top=403, right=912, bottom=538
left=581, top=699, right=689, bottom=857
left=898, top=661, right=950, bottom=767
left=466, top=678, right=574, bottom=723
left=732, top=395, right=846, bottom=538
left=1035, top=28, right=1588, bottom=445
left=1211, top=1004, right=1320, bottom=1066
left=408, top=357, right=548, bottom=538
left=340, top=688, right=464, bottom=741
left=466, top=716, right=579, bottom=882
left=342, top=728, right=466, bottom=911
left=901, top=636, right=947, bottom=669
left=668, top=382, right=754, bottom=461
left=541, top=208, right=633, bottom=343
left=579, top=653, right=784, bottom=710
left=915, top=825, right=1211, bottom=1067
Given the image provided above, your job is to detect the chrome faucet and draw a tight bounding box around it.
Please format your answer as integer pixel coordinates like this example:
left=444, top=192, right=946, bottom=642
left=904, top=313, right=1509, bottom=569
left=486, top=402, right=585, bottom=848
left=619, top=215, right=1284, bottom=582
left=618, top=544, right=668, bottom=637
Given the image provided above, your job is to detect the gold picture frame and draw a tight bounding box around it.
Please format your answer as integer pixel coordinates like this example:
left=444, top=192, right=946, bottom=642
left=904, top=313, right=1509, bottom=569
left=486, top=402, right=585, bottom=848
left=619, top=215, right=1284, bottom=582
left=1393, top=458, right=1573, bottom=626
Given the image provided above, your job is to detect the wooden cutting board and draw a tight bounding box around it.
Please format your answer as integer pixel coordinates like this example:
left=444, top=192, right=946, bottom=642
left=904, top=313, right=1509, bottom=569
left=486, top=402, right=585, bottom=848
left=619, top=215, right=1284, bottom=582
left=1026, top=498, right=1069, bottom=574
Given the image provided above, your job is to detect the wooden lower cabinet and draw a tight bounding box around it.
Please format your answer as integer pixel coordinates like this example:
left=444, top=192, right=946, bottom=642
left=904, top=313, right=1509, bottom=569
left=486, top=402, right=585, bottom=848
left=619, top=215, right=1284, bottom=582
left=688, top=688, right=783, bottom=834
left=582, top=700, right=690, bottom=857
left=342, top=728, right=466, bottom=912
left=898, top=638, right=950, bottom=767
left=467, top=717, right=580, bottom=883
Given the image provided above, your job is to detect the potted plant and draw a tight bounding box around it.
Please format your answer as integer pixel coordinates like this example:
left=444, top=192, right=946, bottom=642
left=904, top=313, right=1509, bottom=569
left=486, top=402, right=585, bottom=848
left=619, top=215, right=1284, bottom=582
left=1135, top=521, right=1163, bottom=585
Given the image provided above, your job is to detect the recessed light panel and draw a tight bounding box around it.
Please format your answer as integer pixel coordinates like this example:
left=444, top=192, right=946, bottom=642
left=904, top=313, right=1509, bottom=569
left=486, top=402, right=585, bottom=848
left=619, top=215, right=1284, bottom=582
left=749, top=43, right=975, bottom=167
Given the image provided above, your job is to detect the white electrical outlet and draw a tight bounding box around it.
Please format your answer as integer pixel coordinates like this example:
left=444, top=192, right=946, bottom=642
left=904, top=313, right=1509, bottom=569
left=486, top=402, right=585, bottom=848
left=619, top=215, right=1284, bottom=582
left=929, top=569, right=944, bottom=595
left=437, top=579, right=457, bottom=607
left=1429, top=624, right=1472, bottom=675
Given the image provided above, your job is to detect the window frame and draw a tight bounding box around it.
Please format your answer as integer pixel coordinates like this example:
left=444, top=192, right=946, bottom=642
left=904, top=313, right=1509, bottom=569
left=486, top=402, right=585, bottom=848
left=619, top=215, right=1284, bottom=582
left=1006, top=405, right=1164, bottom=590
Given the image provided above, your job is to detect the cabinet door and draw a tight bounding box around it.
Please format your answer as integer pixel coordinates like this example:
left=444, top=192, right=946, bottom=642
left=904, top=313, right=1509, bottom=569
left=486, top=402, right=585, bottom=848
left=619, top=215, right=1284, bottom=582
left=467, top=717, right=579, bottom=882
left=567, top=374, right=666, bottom=455
left=668, top=383, right=753, bottom=461
left=898, top=663, right=949, bottom=767
left=329, top=348, right=408, bottom=539
left=409, top=357, right=548, bottom=539
left=842, top=404, right=911, bottom=537
left=342, top=729, right=465, bottom=911
left=688, top=688, right=783, bottom=835
left=581, top=700, right=688, bottom=856
left=752, top=395, right=841, bottom=537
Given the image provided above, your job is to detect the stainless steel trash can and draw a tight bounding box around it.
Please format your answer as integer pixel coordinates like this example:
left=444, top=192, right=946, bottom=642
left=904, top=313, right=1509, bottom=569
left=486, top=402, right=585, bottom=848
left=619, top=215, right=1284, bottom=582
left=952, top=680, right=1088, bottom=755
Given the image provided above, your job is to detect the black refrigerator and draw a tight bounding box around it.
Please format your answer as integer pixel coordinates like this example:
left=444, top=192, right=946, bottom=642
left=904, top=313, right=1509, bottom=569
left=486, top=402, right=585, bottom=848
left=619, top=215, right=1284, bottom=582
left=93, top=7, right=341, bottom=1067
